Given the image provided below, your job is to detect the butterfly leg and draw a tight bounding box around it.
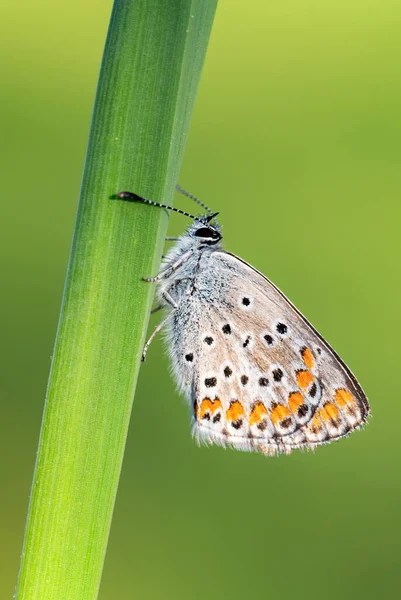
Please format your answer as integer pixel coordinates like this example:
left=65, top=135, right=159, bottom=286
left=165, top=236, right=179, bottom=241
left=151, top=291, right=177, bottom=316
left=142, top=248, right=194, bottom=282
left=142, top=311, right=175, bottom=361
left=162, top=291, right=178, bottom=309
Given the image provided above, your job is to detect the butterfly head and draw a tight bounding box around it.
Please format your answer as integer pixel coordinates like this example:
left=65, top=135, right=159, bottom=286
left=116, top=187, right=222, bottom=245
left=188, top=214, right=222, bottom=246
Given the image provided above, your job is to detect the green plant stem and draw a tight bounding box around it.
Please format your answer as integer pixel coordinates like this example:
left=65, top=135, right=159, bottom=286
left=15, top=1, right=218, bottom=598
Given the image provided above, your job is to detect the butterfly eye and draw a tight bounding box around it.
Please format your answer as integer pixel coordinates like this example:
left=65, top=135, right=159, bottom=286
left=194, top=226, right=220, bottom=239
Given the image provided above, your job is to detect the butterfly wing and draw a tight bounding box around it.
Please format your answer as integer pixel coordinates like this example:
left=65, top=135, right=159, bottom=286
left=167, top=250, right=369, bottom=456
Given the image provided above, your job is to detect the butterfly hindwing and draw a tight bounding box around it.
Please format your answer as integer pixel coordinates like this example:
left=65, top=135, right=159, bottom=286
left=171, top=251, right=369, bottom=456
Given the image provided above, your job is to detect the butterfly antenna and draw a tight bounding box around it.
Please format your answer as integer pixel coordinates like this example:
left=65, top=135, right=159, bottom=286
left=116, top=191, right=198, bottom=220
left=175, top=184, right=214, bottom=215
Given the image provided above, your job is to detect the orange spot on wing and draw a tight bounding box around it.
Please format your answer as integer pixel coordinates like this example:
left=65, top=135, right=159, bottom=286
left=301, top=347, right=314, bottom=370
left=249, top=402, right=268, bottom=426
left=335, top=389, right=355, bottom=407
left=226, top=400, right=245, bottom=422
left=199, top=398, right=222, bottom=419
left=212, top=398, right=222, bottom=411
left=309, top=412, right=323, bottom=432
left=288, top=392, right=304, bottom=413
left=323, top=402, right=339, bottom=420
left=271, top=404, right=291, bottom=425
left=316, top=403, right=341, bottom=427
left=296, top=370, right=314, bottom=390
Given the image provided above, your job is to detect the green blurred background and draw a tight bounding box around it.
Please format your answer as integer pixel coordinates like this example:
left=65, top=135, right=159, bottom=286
left=1, top=1, right=400, bottom=598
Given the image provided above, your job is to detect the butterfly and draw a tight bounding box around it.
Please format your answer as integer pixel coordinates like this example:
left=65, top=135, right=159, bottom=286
left=118, top=186, right=370, bottom=456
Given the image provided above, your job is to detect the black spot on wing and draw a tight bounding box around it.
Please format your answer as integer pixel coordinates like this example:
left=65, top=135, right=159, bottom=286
left=273, top=368, right=284, bottom=382
left=276, top=323, right=288, bottom=335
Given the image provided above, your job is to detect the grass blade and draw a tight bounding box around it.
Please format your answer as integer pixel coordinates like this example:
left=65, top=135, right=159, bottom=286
left=15, top=1, right=218, bottom=598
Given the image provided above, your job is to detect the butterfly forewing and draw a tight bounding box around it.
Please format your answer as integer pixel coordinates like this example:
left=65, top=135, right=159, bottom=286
left=173, top=251, right=369, bottom=456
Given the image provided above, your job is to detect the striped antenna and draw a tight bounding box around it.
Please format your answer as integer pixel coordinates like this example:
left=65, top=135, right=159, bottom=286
left=175, top=184, right=214, bottom=215
left=116, top=191, right=198, bottom=220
